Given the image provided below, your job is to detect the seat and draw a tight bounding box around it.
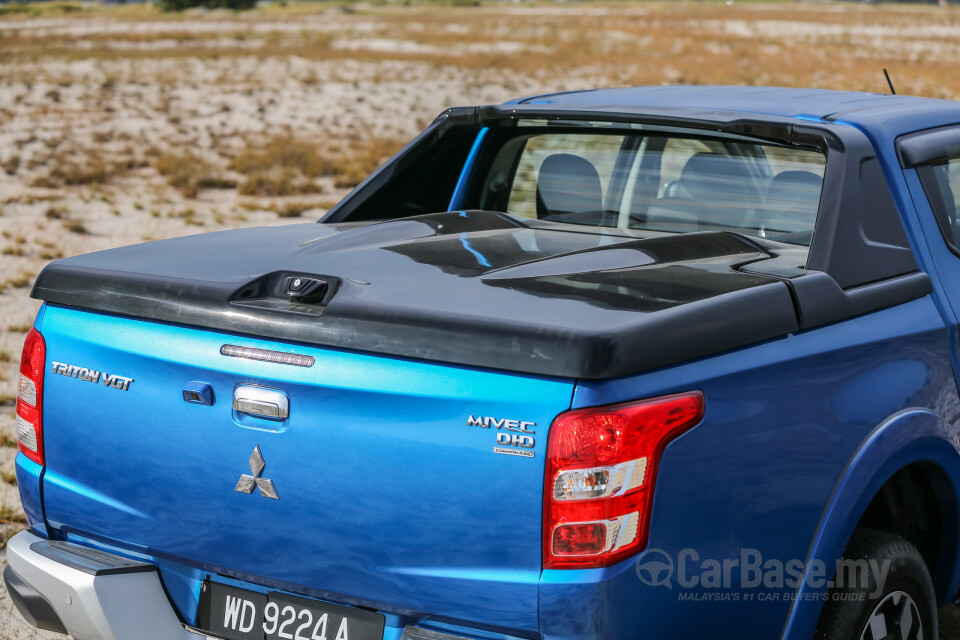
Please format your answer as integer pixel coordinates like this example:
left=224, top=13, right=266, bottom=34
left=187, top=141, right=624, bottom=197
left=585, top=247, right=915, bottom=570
left=762, top=170, right=823, bottom=232
left=535, top=154, right=604, bottom=219
left=646, top=153, right=757, bottom=230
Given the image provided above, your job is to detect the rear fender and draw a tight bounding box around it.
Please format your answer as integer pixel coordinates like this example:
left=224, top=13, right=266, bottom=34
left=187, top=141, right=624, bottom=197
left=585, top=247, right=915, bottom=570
left=780, top=409, right=960, bottom=640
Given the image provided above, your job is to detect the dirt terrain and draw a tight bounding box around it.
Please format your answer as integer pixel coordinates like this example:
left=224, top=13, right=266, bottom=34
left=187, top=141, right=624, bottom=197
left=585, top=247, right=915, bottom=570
left=1, top=1, right=959, bottom=637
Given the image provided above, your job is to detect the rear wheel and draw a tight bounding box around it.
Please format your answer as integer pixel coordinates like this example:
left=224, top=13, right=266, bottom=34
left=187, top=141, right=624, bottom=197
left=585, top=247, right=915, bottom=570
left=815, top=529, right=936, bottom=640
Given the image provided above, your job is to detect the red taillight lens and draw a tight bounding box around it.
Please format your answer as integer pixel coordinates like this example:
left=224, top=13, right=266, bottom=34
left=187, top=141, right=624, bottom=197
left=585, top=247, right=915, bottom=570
left=15, top=328, right=46, bottom=466
left=552, top=523, right=608, bottom=556
left=544, top=392, right=703, bottom=569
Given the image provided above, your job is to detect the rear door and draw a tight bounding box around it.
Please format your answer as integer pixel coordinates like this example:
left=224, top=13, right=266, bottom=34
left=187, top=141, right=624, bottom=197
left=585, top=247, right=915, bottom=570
left=38, top=305, right=574, bottom=634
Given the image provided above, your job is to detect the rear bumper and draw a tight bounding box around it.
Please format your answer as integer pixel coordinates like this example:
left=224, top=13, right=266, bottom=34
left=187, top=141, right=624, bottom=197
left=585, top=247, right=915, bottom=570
left=5, top=530, right=202, bottom=640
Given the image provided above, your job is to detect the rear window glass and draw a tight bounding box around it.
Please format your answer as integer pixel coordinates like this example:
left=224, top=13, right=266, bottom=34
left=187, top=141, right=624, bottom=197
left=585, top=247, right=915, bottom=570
left=507, top=133, right=626, bottom=218
left=472, top=126, right=826, bottom=245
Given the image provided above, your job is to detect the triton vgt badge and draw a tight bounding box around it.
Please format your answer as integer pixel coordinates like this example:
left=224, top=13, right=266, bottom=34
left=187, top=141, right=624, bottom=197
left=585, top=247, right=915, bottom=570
left=235, top=445, right=279, bottom=500
left=50, top=361, right=133, bottom=391
left=466, top=415, right=536, bottom=458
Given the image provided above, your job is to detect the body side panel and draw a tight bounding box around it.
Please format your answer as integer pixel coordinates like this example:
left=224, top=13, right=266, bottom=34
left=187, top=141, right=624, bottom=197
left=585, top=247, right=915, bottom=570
left=540, top=295, right=959, bottom=640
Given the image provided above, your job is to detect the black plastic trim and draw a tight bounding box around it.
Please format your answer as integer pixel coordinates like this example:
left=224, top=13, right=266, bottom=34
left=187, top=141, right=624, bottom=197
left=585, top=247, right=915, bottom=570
left=476, top=104, right=827, bottom=151
left=3, top=565, right=68, bottom=634
left=326, top=105, right=918, bottom=291
left=802, top=131, right=917, bottom=290
left=29, top=540, right=155, bottom=576
left=897, top=124, right=960, bottom=168
left=324, top=107, right=481, bottom=223
left=786, top=271, right=932, bottom=330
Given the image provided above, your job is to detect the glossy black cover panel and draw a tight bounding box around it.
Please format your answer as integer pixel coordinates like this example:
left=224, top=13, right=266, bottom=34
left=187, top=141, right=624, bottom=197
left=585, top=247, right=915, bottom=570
left=32, top=211, right=799, bottom=379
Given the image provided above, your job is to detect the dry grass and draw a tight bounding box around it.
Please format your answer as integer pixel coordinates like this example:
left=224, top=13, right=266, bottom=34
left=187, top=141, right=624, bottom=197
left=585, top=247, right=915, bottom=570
left=269, top=201, right=321, bottom=218
left=2, top=3, right=958, bottom=98
left=0, top=505, right=26, bottom=526
left=229, top=134, right=401, bottom=195
left=2, top=275, right=31, bottom=290
left=61, top=219, right=87, bottom=235
left=231, top=135, right=330, bottom=196
left=332, top=137, right=404, bottom=188
left=230, top=135, right=336, bottom=178
left=0, top=2, right=88, bottom=18
left=236, top=169, right=323, bottom=197
left=155, top=152, right=237, bottom=198
left=30, top=153, right=111, bottom=188
left=169, top=207, right=206, bottom=226
left=1, top=156, right=19, bottom=176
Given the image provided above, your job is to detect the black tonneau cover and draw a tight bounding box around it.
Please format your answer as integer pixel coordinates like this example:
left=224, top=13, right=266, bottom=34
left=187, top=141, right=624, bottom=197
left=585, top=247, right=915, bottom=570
left=33, top=212, right=802, bottom=379
left=33, top=208, right=934, bottom=378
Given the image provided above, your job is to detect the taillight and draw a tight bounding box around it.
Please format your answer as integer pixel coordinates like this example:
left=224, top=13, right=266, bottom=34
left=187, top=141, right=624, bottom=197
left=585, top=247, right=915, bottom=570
left=543, top=392, right=703, bottom=569
left=16, top=328, right=46, bottom=466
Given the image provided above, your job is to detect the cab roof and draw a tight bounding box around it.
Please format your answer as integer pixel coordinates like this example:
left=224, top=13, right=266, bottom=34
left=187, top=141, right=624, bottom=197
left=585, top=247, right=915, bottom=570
left=507, top=86, right=960, bottom=137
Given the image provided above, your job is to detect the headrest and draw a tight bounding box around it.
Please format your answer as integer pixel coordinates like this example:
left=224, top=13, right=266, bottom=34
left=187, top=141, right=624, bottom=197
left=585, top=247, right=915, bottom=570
left=765, top=170, right=823, bottom=217
left=679, top=153, right=751, bottom=202
left=536, top=154, right=603, bottom=218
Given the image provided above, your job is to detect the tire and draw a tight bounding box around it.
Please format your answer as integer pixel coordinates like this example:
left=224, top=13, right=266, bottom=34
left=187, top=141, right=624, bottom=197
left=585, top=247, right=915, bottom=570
left=814, top=529, right=936, bottom=640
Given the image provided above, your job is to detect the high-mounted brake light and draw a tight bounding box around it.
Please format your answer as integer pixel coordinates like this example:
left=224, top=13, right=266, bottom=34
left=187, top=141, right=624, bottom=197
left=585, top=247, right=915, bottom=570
left=544, top=392, right=703, bottom=569
left=16, top=328, right=46, bottom=466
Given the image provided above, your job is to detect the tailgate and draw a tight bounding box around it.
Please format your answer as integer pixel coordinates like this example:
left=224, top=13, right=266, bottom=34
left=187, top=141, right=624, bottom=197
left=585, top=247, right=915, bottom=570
left=38, top=305, right=574, bottom=634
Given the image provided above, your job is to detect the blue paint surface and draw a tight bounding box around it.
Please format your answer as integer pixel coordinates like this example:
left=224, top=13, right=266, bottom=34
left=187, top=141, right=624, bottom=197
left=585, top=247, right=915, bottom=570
left=448, top=127, right=489, bottom=211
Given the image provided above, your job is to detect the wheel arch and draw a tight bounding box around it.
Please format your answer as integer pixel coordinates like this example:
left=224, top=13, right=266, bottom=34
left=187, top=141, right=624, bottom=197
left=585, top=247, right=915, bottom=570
left=856, top=460, right=958, bottom=601
left=780, top=408, right=960, bottom=640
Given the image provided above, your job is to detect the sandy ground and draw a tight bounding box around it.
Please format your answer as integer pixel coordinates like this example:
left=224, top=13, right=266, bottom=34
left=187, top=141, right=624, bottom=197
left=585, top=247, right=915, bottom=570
left=2, top=1, right=960, bottom=637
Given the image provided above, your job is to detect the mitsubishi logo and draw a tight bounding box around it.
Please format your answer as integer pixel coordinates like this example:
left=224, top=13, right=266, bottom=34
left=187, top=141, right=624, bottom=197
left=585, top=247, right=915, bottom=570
left=234, top=445, right=279, bottom=500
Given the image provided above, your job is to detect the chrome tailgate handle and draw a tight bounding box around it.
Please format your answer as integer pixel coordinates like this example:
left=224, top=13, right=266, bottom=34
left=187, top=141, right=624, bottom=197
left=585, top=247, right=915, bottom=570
left=233, top=386, right=289, bottom=420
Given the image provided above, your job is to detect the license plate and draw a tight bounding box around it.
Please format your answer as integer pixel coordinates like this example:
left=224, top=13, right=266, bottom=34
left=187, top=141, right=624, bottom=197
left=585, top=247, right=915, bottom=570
left=196, top=580, right=385, bottom=640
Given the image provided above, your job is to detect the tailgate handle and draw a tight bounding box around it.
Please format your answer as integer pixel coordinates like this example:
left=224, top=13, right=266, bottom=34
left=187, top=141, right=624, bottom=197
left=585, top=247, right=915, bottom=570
left=233, top=386, right=289, bottom=421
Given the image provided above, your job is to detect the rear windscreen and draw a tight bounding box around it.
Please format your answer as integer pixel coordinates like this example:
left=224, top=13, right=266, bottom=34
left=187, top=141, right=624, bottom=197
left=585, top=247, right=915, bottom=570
left=469, top=125, right=826, bottom=245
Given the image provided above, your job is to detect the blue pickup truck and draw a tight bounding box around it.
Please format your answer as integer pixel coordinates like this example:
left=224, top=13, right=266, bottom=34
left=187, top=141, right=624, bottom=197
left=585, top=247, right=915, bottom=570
left=8, top=86, right=960, bottom=640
